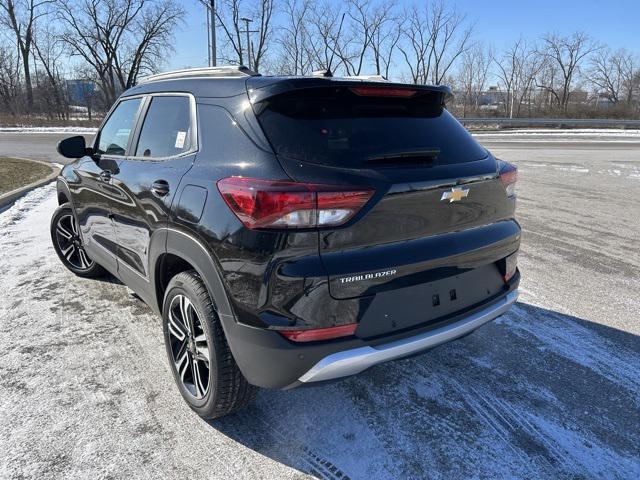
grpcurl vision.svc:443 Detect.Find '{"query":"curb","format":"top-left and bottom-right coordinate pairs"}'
top-left (0, 157), bottom-right (61, 210)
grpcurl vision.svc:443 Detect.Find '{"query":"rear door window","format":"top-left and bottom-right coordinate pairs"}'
top-left (135, 96), bottom-right (192, 159)
top-left (256, 87), bottom-right (487, 167)
top-left (97, 98), bottom-right (142, 156)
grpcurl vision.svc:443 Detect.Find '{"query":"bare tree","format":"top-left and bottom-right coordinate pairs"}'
top-left (398, 4), bottom-right (429, 84)
top-left (56, 0), bottom-right (184, 105)
top-left (305, 0), bottom-right (346, 72)
top-left (428, 0), bottom-right (472, 84)
top-left (329, 0), bottom-right (372, 76)
top-left (275, 0), bottom-right (314, 75)
top-left (0, 0), bottom-right (53, 109)
top-left (215, 0), bottom-right (274, 72)
top-left (399, 0), bottom-right (473, 85)
top-left (32, 21), bottom-right (67, 119)
top-left (336, 0), bottom-right (400, 78)
top-left (457, 42), bottom-right (491, 116)
top-left (536, 32), bottom-right (599, 113)
top-left (0, 40), bottom-right (21, 115)
top-left (331, 0), bottom-right (398, 77)
top-left (494, 39), bottom-right (544, 117)
top-left (369, 2), bottom-right (402, 78)
top-left (588, 48), bottom-right (636, 105)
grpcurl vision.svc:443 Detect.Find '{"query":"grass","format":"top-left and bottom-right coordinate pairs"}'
top-left (0, 157), bottom-right (54, 195)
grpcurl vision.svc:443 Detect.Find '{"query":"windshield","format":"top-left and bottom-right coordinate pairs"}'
top-left (256, 87), bottom-right (487, 167)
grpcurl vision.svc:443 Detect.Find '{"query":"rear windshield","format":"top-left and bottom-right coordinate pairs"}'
top-left (256, 87), bottom-right (487, 167)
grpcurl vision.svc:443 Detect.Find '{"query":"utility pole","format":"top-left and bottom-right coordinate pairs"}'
top-left (240, 17), bottom-right (253, 70)
top-left (210, 0), bottom-right (216, 66)
top-left (199, 0), bottom-right (217, 66)
top-left (205, 6), bottom-right (211, 66)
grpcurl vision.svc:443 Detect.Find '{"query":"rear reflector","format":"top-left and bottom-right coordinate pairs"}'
top-left (349, 86), bottom-right (418, 97)
top-left (279, 323), bottom-right (358, 342)
top-left (499, 162), bottom-right (518, 197)
top-left (217, 177), bottom-right (374, 229)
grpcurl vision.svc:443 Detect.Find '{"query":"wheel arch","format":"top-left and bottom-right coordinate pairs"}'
top-left (56, 178), bottom-right (73, 207)
top-left (150, 228), bottom-right (235, 321)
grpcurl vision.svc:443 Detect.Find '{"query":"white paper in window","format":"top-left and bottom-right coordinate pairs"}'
top-left (175, 131), bottom-right (187, 149)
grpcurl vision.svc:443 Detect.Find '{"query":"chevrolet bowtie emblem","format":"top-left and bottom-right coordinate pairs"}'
top-left (441, 187), bottom-right (469, 203)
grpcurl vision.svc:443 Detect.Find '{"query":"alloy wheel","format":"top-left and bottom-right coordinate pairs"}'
top-left (167, 294), bottom-right (210, 399)
top-left (55, 214), bottom-right (94, 270)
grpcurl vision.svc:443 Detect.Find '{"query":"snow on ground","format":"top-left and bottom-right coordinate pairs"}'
top-left (0, 127), bottom-right (98, 134)
top-left (0, 176), bottom-right (638, 479)
top-left (473, 129), bottom-right (640, 143)
top-left (473, 128), bottom-right (640, 137)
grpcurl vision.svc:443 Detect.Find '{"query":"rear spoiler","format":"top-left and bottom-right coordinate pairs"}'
top-left (246, 77), bottom-right (453, 106)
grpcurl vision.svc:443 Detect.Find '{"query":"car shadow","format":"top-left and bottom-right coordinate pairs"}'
top-left (207, 302), bottom-right (640, 479)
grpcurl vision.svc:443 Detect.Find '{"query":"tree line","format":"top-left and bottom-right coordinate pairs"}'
top-left (0, 0), bottom-right (183, 121)
top-left (1, 0), bottom-right (639, 124)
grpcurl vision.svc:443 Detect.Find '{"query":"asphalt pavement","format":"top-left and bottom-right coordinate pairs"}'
top-left (0, 132), bottom-right (94, 163)
top-left (0, 134), bottom-right (638, 479)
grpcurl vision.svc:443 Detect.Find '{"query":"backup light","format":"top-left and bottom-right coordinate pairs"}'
top-left (217, 177), bottom-right (374, 229)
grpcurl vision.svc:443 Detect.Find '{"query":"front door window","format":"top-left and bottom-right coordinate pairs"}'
top-left (96, 98), bottom-right (143, 156)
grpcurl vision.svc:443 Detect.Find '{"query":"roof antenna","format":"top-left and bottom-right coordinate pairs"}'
top-left (314, 12), bottom-right (346, 78)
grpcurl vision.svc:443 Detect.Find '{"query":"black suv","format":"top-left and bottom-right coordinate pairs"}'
top-left (52, 66), bottom-right (520, 418)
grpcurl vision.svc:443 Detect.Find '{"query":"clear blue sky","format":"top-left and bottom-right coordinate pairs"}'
top-left (167, 0), bottom-right (640, 71)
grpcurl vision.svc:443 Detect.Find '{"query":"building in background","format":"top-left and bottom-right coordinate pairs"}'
top-left (66, 80), bottom-right (96, 106)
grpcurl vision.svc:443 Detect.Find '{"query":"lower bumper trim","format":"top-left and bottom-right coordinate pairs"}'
top-left (298, 289), bottom-right (519, 383)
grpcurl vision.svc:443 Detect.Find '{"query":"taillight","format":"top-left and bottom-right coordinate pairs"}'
top-left (217, 177), bottom-right (374, 229)
top-left (279, 323), bottom-right (358, 342)
top-left (499, 162), bottom-right (518, 197)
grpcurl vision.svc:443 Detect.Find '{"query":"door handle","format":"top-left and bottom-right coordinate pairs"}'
top-left (99, 170), bottom-right (111, 182)
top-left (152, 179), bottom-right (170, 196)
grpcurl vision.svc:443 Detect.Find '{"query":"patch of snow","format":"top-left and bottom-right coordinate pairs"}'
top-left (473, 128), bottom-right (640, 137)
top-left (0, 127), bottom-right (98, 134)
top-left (552, 165), bottom-right (590, 173)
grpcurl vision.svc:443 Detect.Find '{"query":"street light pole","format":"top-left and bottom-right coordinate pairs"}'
top-left (240, 17), bottom-right (253, 70)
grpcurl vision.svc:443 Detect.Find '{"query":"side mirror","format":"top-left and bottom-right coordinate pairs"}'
top-left (57, 135), bottom-right (90, 159)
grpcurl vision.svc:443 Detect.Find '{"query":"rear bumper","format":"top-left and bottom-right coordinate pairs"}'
top-left (221, 280), bottom-right (519, 389)
top-left (299, 289), bottom-right (518, 383)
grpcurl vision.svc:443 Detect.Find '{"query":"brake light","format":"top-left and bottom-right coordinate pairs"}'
top-left (499, 162), bottom-right (518, 197)
top-left (350, 86), bottom-right (418, 97)
top-left (217, 177), bottom-right (374, 229)
top-left (279, 323), bottom-right (358, 342)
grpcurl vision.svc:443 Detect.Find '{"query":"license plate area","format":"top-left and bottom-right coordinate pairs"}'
top-left (355, 263), bottom-right (505, 339)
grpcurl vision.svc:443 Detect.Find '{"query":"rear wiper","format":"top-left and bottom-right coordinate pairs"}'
top-left (365, 148), bottom-right (440, 166)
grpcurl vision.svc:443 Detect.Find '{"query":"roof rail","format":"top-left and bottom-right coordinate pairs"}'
top-left (140, 65), bottom-right (258, 83)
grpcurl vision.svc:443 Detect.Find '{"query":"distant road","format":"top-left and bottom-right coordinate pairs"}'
top-left (0, 132), bottom-right (94, 164)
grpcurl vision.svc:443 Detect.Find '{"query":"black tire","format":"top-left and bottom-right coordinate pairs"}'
top-left (162, 270), bottom-right (256, 419)
top-left (50, 203), bottom-right (107, 278)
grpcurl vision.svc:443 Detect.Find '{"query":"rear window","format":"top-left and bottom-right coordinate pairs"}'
top-left (256, 87), bottom-right (487, 167)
